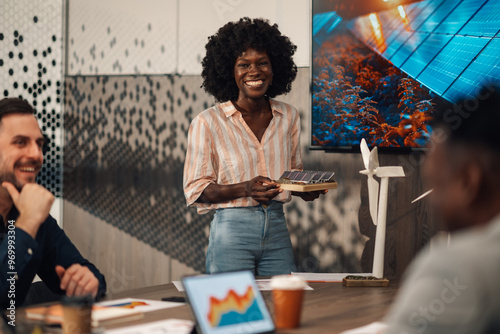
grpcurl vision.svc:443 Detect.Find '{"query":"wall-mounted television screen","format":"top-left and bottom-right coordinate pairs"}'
top-left (311, 0), bottom-right (500, 151)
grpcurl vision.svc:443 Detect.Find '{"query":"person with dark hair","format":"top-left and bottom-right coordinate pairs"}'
top-left (0, 98), bottom-right (106, 308)
top-left (383, 84), bottom-right (500, 333)
top-left (184, 18), bottom-right (326, 275)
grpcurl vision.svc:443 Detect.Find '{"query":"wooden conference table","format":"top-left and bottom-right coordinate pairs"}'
top-left (104, 280), bottom-right (399, 334)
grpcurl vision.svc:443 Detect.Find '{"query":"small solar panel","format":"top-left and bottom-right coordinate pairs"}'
top-left (322, 171), bottom-right (335, 182)
top-left (288, 171), bottom-right (300, 180)
top-left (300, 173), bottom-right (315, 183)
top-left (280, 171), bottom-right (292, 179)
top-left (311, 171), bottom-right (327, 182)
top-left (278, 171), bottom-right (335, 184)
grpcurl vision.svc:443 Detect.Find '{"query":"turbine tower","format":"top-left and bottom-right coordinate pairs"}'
top-left (359, 139), bottom-right (405, 278)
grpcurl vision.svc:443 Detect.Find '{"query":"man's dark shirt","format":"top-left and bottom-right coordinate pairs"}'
top-left (0, 207), bottom-right (106, 308)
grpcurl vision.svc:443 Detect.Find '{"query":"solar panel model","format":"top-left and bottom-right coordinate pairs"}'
top-left (275, 170), bottom-right (337, 192)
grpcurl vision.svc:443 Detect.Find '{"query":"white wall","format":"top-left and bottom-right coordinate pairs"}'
top-left (68, 0), bottom-right (310, 76)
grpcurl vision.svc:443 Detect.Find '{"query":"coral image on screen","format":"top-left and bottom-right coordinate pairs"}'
top-left (207, 286), bottom-right (264, 328)
top-left (312, 0), bottom-right (500, 149)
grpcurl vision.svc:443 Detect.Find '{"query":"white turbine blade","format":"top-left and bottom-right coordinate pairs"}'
top-left (412, 189), bottom-right (434, 203)
top-left (369, 146), bottom-right (379, 170)
top-left (367, 176), bottom-right (379, 226)
top-left (360, 139), bottom-right (371, 170)
top-left (375, 166), bottom-right (405, 178)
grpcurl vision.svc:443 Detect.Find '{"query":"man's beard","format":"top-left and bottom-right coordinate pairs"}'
top-left (0, 172), bottom-right (23, 191)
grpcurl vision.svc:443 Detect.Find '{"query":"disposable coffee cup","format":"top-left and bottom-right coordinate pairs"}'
top-left (61, 295), bottom-right (93, 334)
top-left (270, 275), bottom-right (307, 329)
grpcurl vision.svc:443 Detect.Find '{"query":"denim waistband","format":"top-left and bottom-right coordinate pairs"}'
top-left (215, 200), bottom-right (284, 213)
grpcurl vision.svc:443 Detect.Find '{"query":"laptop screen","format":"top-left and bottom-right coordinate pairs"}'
top-left (182, 271), bottom-right (275, 334)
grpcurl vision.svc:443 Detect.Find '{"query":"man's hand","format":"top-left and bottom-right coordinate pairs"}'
top-left (246, 176), bottom-right (282, 203)
top-left (292, 189), bottom-right (328, 202)
top-left (55, 264), bottom-right (99, 298)
top-left (2, 182), bottom-right (54, 238)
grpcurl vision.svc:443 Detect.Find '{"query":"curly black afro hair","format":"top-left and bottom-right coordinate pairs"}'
top-left (201, 17), bottom-right (297, 102)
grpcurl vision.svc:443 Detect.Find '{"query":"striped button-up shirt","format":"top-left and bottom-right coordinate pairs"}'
top-left (183, 99), bottom-right (303, 214)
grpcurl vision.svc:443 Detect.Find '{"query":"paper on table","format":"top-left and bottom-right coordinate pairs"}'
top-left (97, 298), bottom-right (183, 313)
top-left (291, 272), bottom-right (372, 282)
top-left (256, 279), bottom-right (313, 291)
top-left (340, 321), bottom-right (388, 334)
top-left (173, 279), bottom-right (313, 292)
top-left (173, 280), bottom-right (185, 291)
top-left (104, 319), bottom-right (194, 334)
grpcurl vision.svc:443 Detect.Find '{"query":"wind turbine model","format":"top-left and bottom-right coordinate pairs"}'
top-left (360, 139), bottom-right (405, 278)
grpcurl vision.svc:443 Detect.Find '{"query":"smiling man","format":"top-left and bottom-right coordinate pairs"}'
top-left (0, 98), bottom-right (106, 308)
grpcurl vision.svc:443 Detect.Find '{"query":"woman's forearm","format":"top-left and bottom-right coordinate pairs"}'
top-left (198, 182), bottom-right (249, 204)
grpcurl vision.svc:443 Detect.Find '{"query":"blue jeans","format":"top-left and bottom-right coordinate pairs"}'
top-left (206, 201), bottom-right (296, 276)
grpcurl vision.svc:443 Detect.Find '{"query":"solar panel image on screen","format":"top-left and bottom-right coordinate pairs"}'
top-left (401, 34), bottom-right (453, 76)
top-left (349, 0), bottom-right (500, 102)
top-left (311, 0), bottom-right (499, 150)
top-left (418, 36), bottom-right (489, 95)
top-left (313, 11), bottom-right (342, 47)
top-left (418, 0), bottom-right (460, 32)
top-left (459, 0), bottom-right (500, 37)
top-left (434, 0), bottom-right (485, 35)
top-left (444, 38), bottom-right (500, 100)
top-left (390, 32), bottom-right (430, 68)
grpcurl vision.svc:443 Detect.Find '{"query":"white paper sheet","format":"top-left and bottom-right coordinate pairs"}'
top-left (340, 321), bottom-right (388, 334)
top-left (173, 280), bottom-right (185, 292)
top-left (291, 272), bottom-right (372, 282)
top-left (104, 319), bottom-right (194, 334)
top-left (96, 298), bottom-right (183, 313)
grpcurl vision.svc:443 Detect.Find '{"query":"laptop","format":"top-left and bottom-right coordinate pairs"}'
top-left (182, 271), bottom-right (275, 334)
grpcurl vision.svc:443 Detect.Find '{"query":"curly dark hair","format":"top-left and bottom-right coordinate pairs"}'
top-left (201, 17), bottom-right (297, 102)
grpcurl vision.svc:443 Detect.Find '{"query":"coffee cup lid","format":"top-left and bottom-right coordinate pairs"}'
top-left (270, 275), bottom-right (307, 290)
top-left (62, 295), bottom-right (93, 307)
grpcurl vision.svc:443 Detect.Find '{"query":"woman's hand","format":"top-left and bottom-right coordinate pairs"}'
top-left (246, 176), bottom-right (282, 203)
top-left (292, 190), bottom-right (328, 202)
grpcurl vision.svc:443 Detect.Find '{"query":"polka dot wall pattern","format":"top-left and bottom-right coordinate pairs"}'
top-left (64, 75), bottom-right (215, 271)
top-left (68, 0), bottom-right (177, 75)
top-left (0, 0), bottom-right (63, 197)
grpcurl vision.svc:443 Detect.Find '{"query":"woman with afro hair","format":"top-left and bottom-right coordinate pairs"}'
top-left (183, 17), bottom-right (326, 275)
